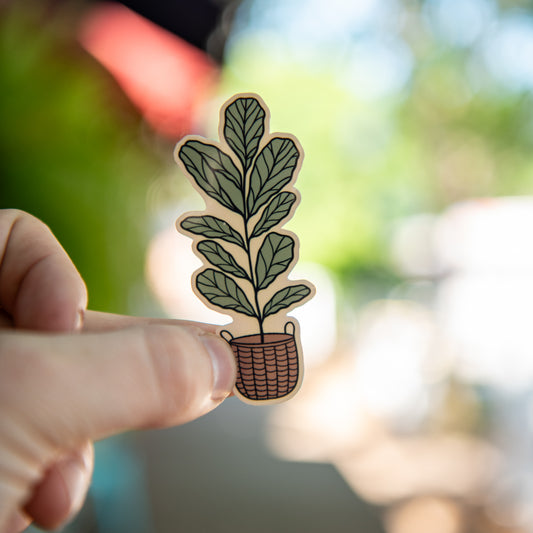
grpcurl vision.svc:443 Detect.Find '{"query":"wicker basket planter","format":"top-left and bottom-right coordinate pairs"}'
top-left (222, 323), bottom-right (299, 401)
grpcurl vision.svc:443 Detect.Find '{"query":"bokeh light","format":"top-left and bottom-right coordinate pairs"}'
top-left (79, 2), bottom-right (218, 138)
top-left (5, 0), bottom-right (533, 531)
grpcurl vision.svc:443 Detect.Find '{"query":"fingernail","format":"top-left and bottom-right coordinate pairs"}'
top-left (58, 456), bottom-right (88, 516)
top-left (201, 334), bottom-right (236, 401)
top-left (74, 309), bottom-right (84, 331)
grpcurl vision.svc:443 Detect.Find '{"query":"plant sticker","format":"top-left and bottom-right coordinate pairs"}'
top-left (175, 93), bottom-right (315, 404)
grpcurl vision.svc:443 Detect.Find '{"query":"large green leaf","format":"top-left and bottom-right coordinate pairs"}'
top-left (224, 96), bottom-right (265, 174)
top-left (247, 137), bottom-right (300, 216)
top-left (250, 192), bottom-right (296, 238)
top-left (179, 140), bottom-right (244, 214)
top-left (196, 269), bottom-right (256, 317)
top-left (197, 240), bottom-right (249, 279)
top-left (263, 284), bottom-right (312, 318)
top-left (255, 232), bottom-right (294, 290)
top-left (180, 215), bottom-right (244, 248)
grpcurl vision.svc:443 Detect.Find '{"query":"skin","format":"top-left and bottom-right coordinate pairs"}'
top-left (0, 209), bottom-right (237, 532)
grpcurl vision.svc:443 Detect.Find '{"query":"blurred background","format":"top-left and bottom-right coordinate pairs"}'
top-left (3, 0), bottom-right (533, 531)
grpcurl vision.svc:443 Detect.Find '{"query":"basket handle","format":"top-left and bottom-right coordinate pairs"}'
top-left (284, 321), bottom-right (295, 336)
top-left (220, 330), bottom-right (234, 342)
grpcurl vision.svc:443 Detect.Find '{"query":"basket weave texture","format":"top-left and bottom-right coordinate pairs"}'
top-left (230, 333), bottom-right (299, 401)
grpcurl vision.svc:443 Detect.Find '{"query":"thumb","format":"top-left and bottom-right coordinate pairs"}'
top-left (1, 324), bottom-right (236, 450)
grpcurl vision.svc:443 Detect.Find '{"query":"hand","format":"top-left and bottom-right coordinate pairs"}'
top-left (0, 210), bottom-right (236, 533)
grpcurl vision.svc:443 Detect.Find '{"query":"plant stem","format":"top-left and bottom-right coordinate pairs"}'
top-left (241, 165), bottom-right (264, 342)
top-left (254, 289), bottom-right (265, 342)
top-left (243, 210), bottom-right (264, 342)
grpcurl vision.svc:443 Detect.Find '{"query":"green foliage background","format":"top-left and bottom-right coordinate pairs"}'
top-left (0, 3), bottom-right (162, 313)
top-left (219, 0), bottom-right (533, 302)
top-left (2, 0), bottom-right (533, 316)
top-left (2, 2), bottom-right (533, 531)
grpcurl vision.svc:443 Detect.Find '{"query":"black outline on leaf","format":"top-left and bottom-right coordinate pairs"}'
top-left (179, 140), bottom-right (244, 214)
top-left (250, 192), bottom-right (297, 238)
top-left (224, 97), bottom-right (265, 174)
top-left (263, 285), bottom-right (312, 318)
top-left (247, 137), bottom-right (300, 216)
top-left (197, 241), bottom-right (249, 279)
top-left (255, 232), bottom-right (294, 290)
top-left (180, 216), bottom-right (245, 248)
top-left (196, 269), bottom-right (256, 317)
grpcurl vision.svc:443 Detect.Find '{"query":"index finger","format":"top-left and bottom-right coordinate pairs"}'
top-left (82, 310), bottom-right (219, 333)
top-left (0, 210), bottom-right (88, 331)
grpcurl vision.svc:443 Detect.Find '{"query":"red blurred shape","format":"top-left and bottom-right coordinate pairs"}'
top-left (79, 2), bottom-right (218, 138)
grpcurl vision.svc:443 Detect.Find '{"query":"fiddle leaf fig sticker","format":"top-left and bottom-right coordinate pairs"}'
top-left (175, 93), bottom-right (315, 404)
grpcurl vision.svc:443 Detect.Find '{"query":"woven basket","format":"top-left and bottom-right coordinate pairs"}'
top-left (221, 323), bottom-right (299, 401)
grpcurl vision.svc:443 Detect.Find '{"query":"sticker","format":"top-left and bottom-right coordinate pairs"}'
top-left (175, 93), bottom-right (315, 404)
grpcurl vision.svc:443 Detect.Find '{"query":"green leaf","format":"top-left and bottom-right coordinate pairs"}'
top-left (196, 269), bottom-right (256, 317)
top-left (250, 192), bottom-right (296, 238)
top-left (247, 137), bottom-right (300, 216)
top-left (255, 232), bottom-right (294, 290)
top-left (179, 140), bottom-right (244, 214)
top-left (180, 215), bottom-right (244, 248)
top-left (263, 284), bottom-right (312, 318)
top-left (224, 97), bottom-right (265, 174)
top-left (197, 240), bottom-right (249, 279)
